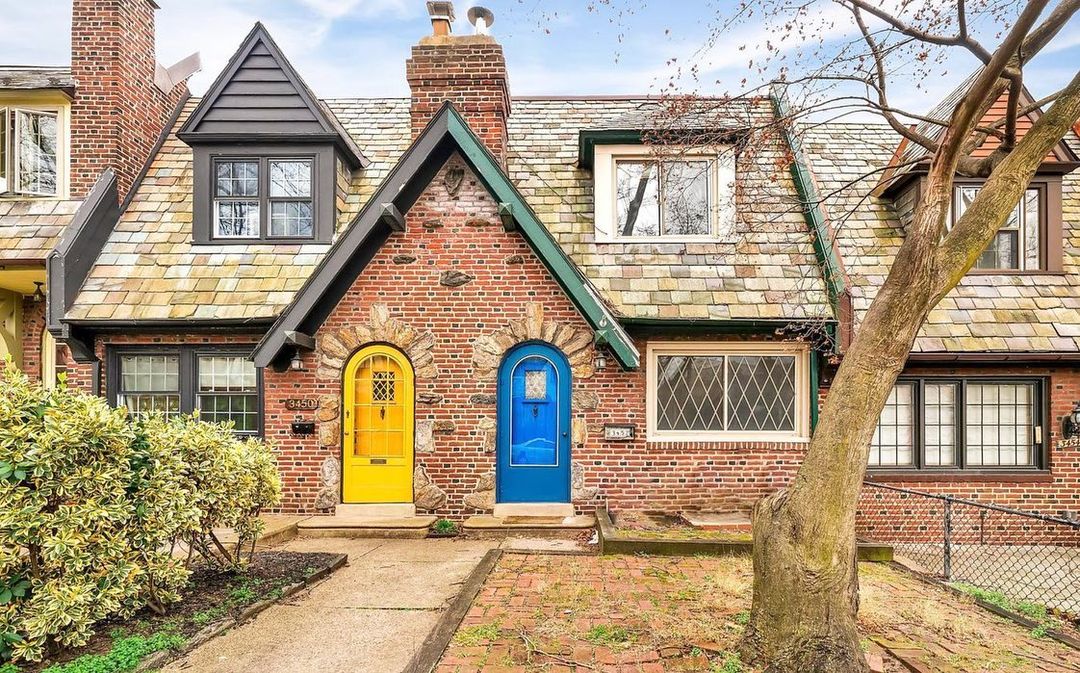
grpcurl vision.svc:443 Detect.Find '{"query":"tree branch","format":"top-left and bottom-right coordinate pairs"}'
top-left (843, 0), bottom-right (993, 63)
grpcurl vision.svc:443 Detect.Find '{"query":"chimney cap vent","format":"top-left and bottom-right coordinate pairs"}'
top-left (427, 1), bottom-right (455, 21)
top-left (467, 6), bottom-right (495, 34)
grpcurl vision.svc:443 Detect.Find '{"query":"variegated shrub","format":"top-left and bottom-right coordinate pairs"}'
top-left (0, 363), bottom-right (280, 663)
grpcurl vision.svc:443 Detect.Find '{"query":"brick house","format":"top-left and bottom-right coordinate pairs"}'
top-left (27, 2), bottom-right (1080, 523)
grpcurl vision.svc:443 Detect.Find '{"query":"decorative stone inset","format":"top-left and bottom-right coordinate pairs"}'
top-left (392, 255), bottom-right (417, 264)
top-left (463, 471), bottom-right (496, 511)
top-left (571, 461), bottom-right (599, 502)
top-left (469, 393), bottom-right (497, 405)
top-left (319, 420), bottom-right (340, 448)
top-left (433, 420), bottom-right (456, 434)
top-left (418, 392), bottom-right (444, 405)
top-left (313, 456), bottom-right (341, 510)
top-left (504, 254), bottom-right (524, 265)
top-left (440, 270), bottom-right (475, 287)
top-left (572, 390), bottom-right (600, 411)
top-left (465, 218), bottom-right (492, 228)
top-left (477, 416), bottom-right (496, 453)
top-left (416, 420), bottom-right (435, 454)
top-left (422, 219), bottom-right (442, 230)
top-left (414, 464), bottom-right (447, 511)
top-left (471, 302), bottom-right (597, 380)
top-left (316, 395), bottom-right (340, 421)
top-left (443, 166), bottom-right (465, 196)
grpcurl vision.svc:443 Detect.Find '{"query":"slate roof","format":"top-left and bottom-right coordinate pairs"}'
top-left (0, 199), bottom-right (82, 263)
top-left (65, 96), bottom-right (833, 324)
top-left (804, 123), bottom-right (1080, 354)
top-left (0, 66), bottom-right (75, 93)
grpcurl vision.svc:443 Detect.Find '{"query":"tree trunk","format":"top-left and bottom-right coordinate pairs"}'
top-left (740, 182), bottom-right (948, 670)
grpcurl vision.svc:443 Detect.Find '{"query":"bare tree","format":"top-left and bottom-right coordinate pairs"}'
top-left (540, 1), bottom-right (1080, 670)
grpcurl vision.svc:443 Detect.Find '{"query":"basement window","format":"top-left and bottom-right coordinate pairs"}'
top-left (0, 107), bottom-right (61, 197)
top-left (870, 378), bottom-right (1046, 471)
top-left (594, 145), bottom-right (735, 241)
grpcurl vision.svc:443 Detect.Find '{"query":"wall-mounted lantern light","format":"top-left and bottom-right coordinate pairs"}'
top-left (593, 350), bottom-right (607, 372)
top-left (290, 350), bottom-right (306, 372)
top-left (32, 282), bottom-right (45, 302)
top-left (1062, 402), bottom-right (1080, 439)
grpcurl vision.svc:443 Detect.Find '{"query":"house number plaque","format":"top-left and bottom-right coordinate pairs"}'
top-left (603, 424), bottom-right (635, 441)
top-left (285, 398), bottom-right (319, 411)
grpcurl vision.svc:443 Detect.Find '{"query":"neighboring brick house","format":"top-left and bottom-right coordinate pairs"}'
top-left (40, 3), bottom-right (1080, 523)
top-left (0, 0), bottom-right (196, 393)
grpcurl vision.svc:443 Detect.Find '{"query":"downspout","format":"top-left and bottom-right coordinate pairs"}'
top-left (770, 83), bottom-right (855, 352)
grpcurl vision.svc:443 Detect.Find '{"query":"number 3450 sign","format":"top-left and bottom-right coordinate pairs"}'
top-left (285, 398), bottom-right (319, 411)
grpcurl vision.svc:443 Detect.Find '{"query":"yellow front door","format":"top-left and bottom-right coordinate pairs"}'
top-left (342, 345), bottom-right (414, 503)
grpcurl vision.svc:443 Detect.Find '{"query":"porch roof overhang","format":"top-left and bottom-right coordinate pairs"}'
top-left (253, 102), bottom-right (640, 370)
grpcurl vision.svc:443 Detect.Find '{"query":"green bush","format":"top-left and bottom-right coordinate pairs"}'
top-left (0, 364), bottom-right (281, 663)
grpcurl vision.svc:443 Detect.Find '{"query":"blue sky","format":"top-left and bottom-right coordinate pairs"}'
top-left (3, 0), bottom-right (1079, 116)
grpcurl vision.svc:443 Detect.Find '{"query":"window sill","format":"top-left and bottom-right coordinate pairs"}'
top-left (964, 270), bottom-right (1065, 277)
top-left (647, 433), bottom-right (810, 444)
top-left (194, 238), bottom-right (330, 246)
top-left (866, 470), bottom-right (1053, 483)
top-left (594, 236), bottom-right (738, 245)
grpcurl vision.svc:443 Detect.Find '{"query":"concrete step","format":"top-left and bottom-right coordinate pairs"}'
top-left (493, 502), bottom-right (575, 518)
top-left (212, 514), bottom-right (304, 549)
top-left (297, 515), bottom-right (436, 539)
top-left (336, 503), bottom-right (416, 518)
top-left (463, 514), bottom-right (596, 539)
top-left (681, 511), bottom-right (753, 534)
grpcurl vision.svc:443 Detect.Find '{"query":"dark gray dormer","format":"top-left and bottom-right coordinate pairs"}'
top-left (179, 23), bottom-right (367, 244)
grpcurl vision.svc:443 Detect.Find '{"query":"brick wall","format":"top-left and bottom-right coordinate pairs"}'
top-left (264, 155), bottom-right (813, 515)
top-left (70, 0), bottom-right (187, 200)
top-left (18, 297), bottom-right (81, 390)
top-left (406, 34), bottom-right (510, 163)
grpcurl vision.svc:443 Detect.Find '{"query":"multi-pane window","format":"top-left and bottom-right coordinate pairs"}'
top-left (953, 185), bottom-right (1043, 271)
top-left (117, 354), bottom-right (182, 418)
top-left (211, 157), bottom-right (314, 240)
top-left (616, 159), bottom-right (712, 237)
top-left (1, 107), bottom-right (60, 197)
top-left (112, 349), bottom-right (260, 435)
top-left (196, 355), bottom-right (259, 433)
top-left (269, 160), bottom-right (313, 237)
top-left (869, 379), bottom-right (1043, 470)
top-left (649, 344), bottom-right (807, 440)
top-left (214, 160), bottom-right (260, 237)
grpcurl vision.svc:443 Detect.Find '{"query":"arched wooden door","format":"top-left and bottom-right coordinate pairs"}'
top-left (496, 342), bottom-right (572, 503)
top-left (342, 344), bottom-right (414, 503)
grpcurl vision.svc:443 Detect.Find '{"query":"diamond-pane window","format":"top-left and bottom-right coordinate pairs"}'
top-left (372, 371), bottom-right (396, 403)
top-left (651, 347), bottom-right (805, 438)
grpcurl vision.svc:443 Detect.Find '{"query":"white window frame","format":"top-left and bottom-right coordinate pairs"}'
top-left (11, 107), bottom-right (62, 198)
top-left (594, 144), bottom-right (736, 243)
top-left (0, 106), bottom-right (8, 194)
top-left (645, 341), bottom-right (811, 443)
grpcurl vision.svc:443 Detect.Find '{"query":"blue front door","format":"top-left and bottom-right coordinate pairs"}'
top-left (496, 343), bottom-right (571, 503)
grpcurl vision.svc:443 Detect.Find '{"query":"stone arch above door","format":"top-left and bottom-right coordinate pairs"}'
top-left (471, 302), bottom-right (596, 380)
top-left (316, 303), bottom-right (438, 381)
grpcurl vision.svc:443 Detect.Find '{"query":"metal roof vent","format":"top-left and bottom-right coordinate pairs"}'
top-left (426, 1), bottom-right (455, 36)
top-left (467, 6), bottom-right (494, 35)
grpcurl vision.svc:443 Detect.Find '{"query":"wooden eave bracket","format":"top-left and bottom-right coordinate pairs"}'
top-left (498, 202), bottom-right (515, 231)
top-left (283, 330), bottom-right (316, 350)
top-left (379, 203), bottom-right (405, 231)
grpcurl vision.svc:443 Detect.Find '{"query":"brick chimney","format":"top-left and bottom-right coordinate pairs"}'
top-left (70, 0), bottom-right (190, 200)
top-left (406, 2), bottom-right (511, 163)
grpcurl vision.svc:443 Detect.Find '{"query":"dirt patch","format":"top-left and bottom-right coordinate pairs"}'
top-left (439, 554), bottom-right (1080, 672)
top-left (17, 551), bottom-right (341, 673)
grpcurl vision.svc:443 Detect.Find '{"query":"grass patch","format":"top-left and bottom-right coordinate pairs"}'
top-left (431, 519), bottom-right (458, 535)
top-left (584, 624), bottom-right (632, 646)
top-left (710, 651), bottom-right (744, 673)
top-left (949, 583), bottom-right (1062, 637)
top-left (733, 610), bottom-right (750, 626)
top-left (36, 631), bottom-right (185, 673)
top-left (452, 623), bottom-right (501, 647)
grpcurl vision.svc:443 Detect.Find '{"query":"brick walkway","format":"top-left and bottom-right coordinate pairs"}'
top-left (438, 554), bottom-right (1080, 672)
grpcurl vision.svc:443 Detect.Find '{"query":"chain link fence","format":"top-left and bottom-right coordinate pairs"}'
top-left (858, 482), bottom-right (1080, 619)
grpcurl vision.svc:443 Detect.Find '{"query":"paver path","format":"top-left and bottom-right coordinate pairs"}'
top-left (163, 537), bottom-right (496, 673)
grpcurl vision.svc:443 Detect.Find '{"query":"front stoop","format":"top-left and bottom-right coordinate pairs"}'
top-left (462, 514), bottom-right (596, 539)
top-left (297, 514), bottom-right (436, 539)
top-left (213, 515), bottom-right (305, 549)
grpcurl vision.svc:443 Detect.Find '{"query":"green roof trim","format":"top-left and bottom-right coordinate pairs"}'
top-left (577, 129), bottom-right (644, 168)
top-left (254, 102), bottom-right (639, 370)
top-left (769, 86), bottom-right (848, 313)
top-left (448, 111), bottom-right (639, 369)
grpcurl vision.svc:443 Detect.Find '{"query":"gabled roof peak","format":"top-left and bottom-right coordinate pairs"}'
top-left (178, 22), bottom-right (367, 168)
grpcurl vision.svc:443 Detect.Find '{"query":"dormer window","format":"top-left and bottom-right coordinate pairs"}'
top-left (593, 144), bottom-right (735, 242)
top-left (210, 157), bottom-right (315, 240)
top-left (1, 107), bottom-right (62, 198)
top-left (953, 182), bottom-right (1045, 271)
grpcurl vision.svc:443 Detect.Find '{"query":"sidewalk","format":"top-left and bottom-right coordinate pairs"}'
top-left (162, 537), bottom-right (496, 673)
